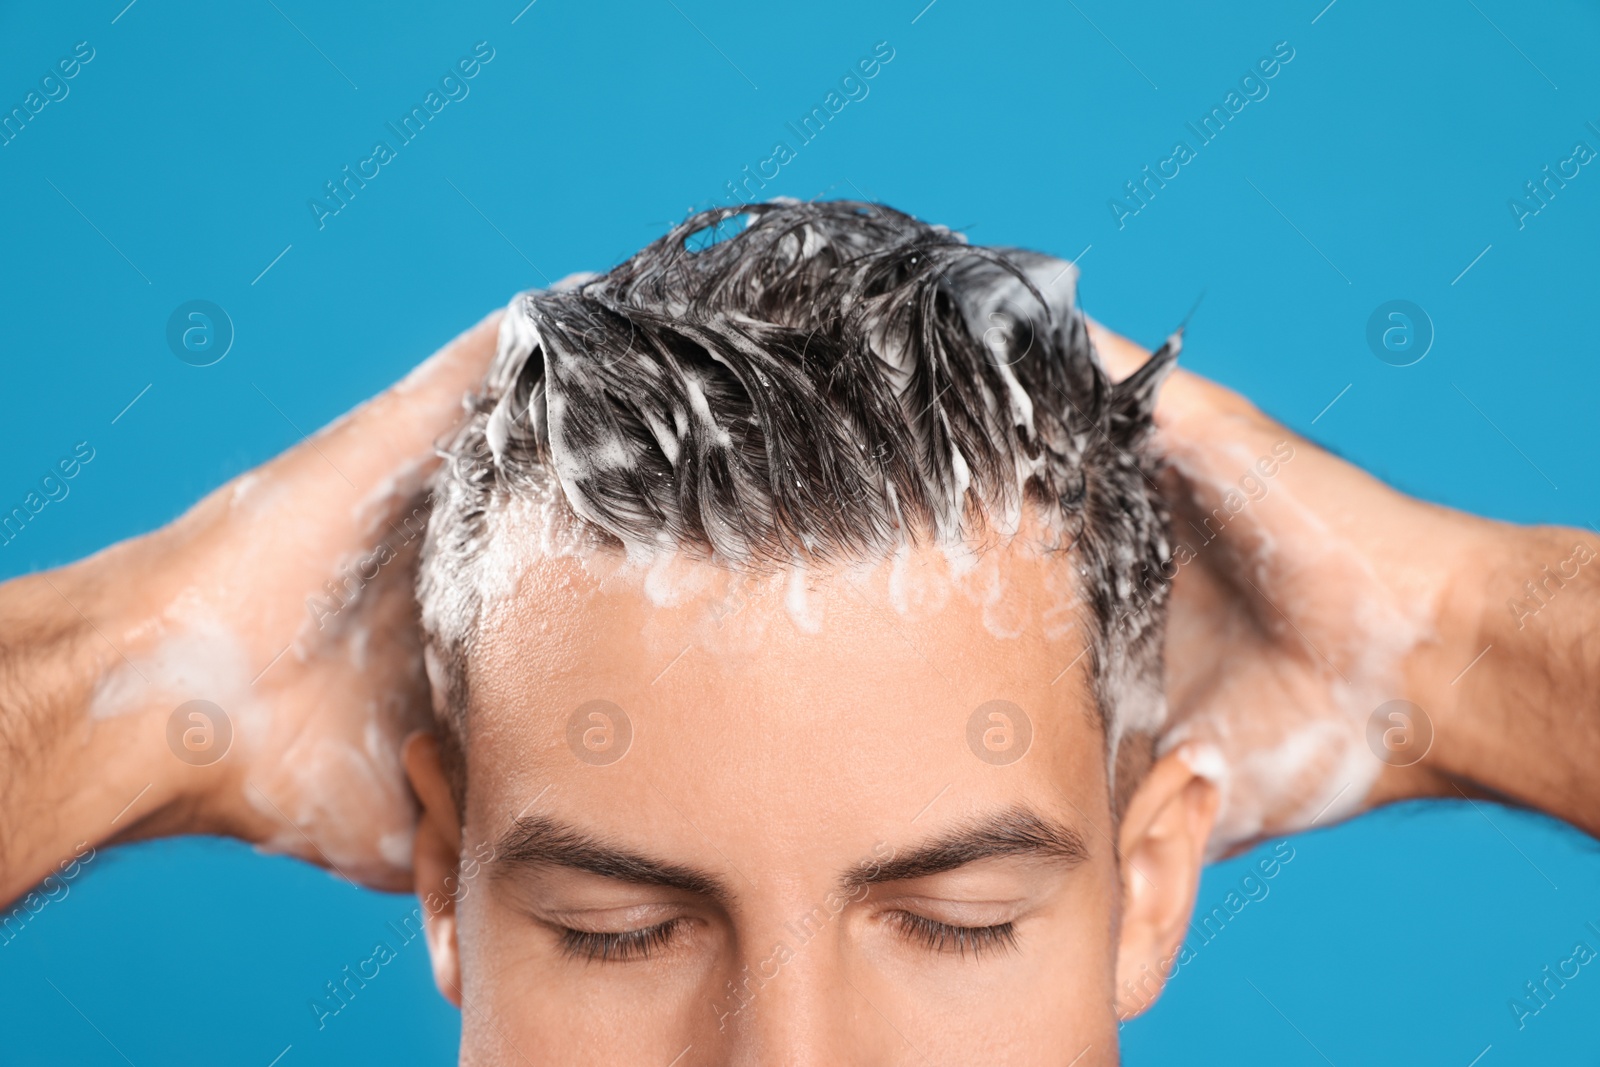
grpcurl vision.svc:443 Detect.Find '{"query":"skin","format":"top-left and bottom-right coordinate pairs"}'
top-left (0, 310), bottom-right (1595, 1063)
top-left (405, 545), bottom-right (1217, 1066)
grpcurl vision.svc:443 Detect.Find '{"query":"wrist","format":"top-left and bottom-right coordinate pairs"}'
top-left (2, 541), bottom-right (231, 900)
top-left (1406, 517), bottom-right (1581, 809)
top-left (1359, 506), bottom-right (1501, 809)
top-left (81, 537), bottom-right (249, 843)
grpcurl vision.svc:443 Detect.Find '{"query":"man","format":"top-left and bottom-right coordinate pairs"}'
top-left (1, 201), bottom-right (1595, 1065)
top-left (404, 200), bottom-right (1207, 1063)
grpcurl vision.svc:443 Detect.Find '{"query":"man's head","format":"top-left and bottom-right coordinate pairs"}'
top-left (408, 200), bottom-right (1216, 1064)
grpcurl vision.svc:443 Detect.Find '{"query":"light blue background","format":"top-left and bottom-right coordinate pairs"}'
top-left (3, 1), bottom-right (1598, 1063)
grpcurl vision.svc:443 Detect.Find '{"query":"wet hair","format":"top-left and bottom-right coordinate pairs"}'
top-left (418, 199), bottom-right (1177, 808)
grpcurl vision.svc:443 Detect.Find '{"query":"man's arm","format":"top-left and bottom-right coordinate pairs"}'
top-left (0, 310), bottom-right (501, 905)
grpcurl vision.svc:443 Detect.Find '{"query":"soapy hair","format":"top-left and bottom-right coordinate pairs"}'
top-left (418, 199), bottom-right (1177, 804)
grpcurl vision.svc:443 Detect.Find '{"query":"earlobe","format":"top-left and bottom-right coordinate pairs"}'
top-left (1112, 750), bottom-right (1220, 1020)
top-left (403, 732), bottom-right (465, 1009)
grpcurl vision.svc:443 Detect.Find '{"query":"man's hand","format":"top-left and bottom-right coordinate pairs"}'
top-left (0, 309), bottom-right (501, 902)
top-left (1090, 322), bottom-right (1599, 857)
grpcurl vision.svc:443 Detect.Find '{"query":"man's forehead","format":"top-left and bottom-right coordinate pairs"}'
top-left (475, 523), bottom-right (1087, 645)
top-left (466, 533), bottom-right (1092, 722)
top-left (461, 535), bottom-right (1107, 824)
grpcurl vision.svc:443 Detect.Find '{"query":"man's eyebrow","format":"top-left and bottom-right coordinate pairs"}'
top-left (840, 806), bottom-right (1090, 893)
top-left (491, 815), bottom-right (729, 902)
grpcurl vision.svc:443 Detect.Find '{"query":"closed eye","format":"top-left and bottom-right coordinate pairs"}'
top-left (559, 918), bottom-right (684, 962)
top-left (889, 911), bottom-right (1018, 959)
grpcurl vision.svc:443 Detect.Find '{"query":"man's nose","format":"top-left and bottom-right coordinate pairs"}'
top-left (721, 934), bottom-right (900, 1067)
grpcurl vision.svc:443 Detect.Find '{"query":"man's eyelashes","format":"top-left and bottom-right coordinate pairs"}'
top-left (555, 912), bottom-right (1019, 963)
top-left (559, 917), bottom-right (684, 962)
top-left (887, 911), bottom-right (1019, 959)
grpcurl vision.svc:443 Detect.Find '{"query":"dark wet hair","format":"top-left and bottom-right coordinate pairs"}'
top-left (419, 199), bottom-right (1177, 801)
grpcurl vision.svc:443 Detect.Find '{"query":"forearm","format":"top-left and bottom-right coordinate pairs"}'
top-left (0, 549), bottom-right (190, 905)
top-left (1423, 521), bottom-right (1600, 834)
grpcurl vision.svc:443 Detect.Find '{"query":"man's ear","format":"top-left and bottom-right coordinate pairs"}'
top-left (1113, 749), bottom-right (1219, 1020)
top-left (404, 731), bottom-right (465, 1008)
